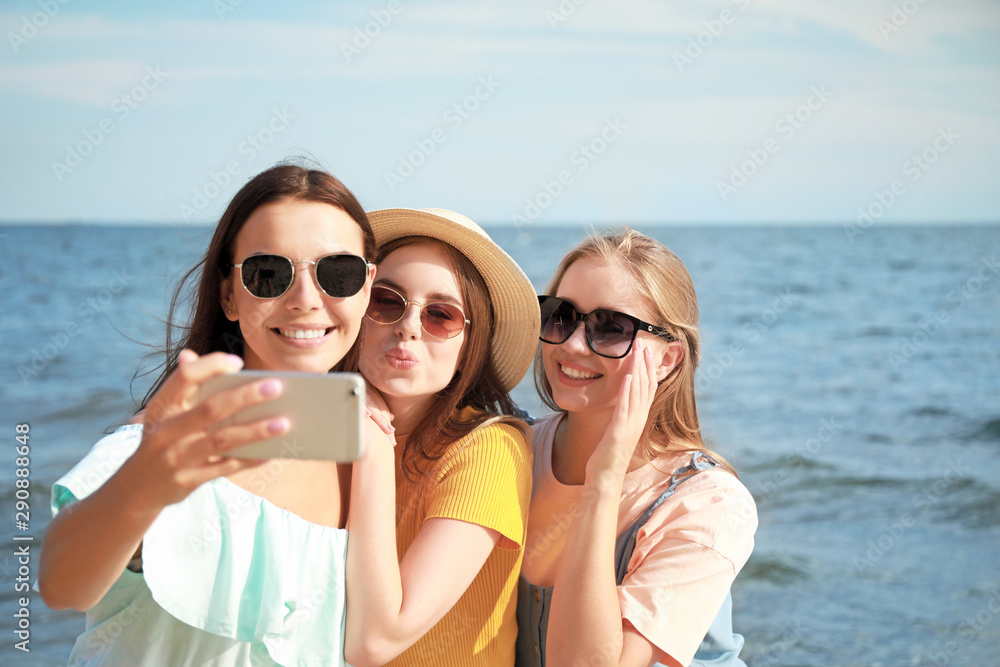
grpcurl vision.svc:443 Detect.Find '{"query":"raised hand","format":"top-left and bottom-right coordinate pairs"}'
top-left (124, 349), bottom-right (288, 510)
top-left (363, 381), bottom-right (396, 445)
top-left (40, 349), bottom-right (292, 612)
top-left (586, 339), bottom-right (660, 485)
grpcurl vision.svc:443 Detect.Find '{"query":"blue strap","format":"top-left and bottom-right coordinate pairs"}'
top-left (614, 451), bottom-right (717, 586)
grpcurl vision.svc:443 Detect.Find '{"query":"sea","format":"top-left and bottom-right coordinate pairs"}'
top-left (0, 222), bottom-right (998, 666)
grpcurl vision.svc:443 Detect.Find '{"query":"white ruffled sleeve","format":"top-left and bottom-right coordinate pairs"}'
top-left (51, 424), bottom-right (143, 515)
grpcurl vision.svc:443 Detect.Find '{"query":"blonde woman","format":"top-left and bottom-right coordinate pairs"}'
top-left (518, 228), bottom-right (757, 667)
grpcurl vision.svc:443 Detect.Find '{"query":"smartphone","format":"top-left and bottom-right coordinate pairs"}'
top-left (196, 370), bottom-right (366, 461)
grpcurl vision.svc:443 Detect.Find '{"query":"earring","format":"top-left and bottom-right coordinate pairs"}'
top-left (228, 309), bottom-right (233, 315)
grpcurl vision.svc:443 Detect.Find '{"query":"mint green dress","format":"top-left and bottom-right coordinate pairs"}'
top-left (52, 425), bottom-right (350, 666)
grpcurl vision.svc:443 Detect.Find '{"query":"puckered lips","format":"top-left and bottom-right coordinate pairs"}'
top-left (383, 345), bottom-right (419, 370)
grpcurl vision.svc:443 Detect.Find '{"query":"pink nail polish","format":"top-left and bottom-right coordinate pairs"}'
top-left (260, 379), bottom-right (282, 396)
top-left (267, 417), bottom-right (290, 433)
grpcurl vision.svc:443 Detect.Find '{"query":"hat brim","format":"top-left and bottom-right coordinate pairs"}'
top-left (367, 208), bottom-right (540, 393)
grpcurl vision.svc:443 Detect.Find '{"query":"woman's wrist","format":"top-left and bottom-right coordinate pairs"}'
top-left (583, 468), bottom-right (625, 502)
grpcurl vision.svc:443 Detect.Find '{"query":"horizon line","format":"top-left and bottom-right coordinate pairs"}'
top-left (1, 219), bottom-right (998, 228)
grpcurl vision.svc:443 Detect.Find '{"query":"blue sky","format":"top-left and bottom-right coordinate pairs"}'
top-left (1, 0), bottom-right (998, 225)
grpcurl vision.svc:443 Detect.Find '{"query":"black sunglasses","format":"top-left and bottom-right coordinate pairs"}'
top-left (538, 295), bottom-right (676, 359)
top-left (227, 253), bottom-right (371, 299)
top-left (366, 285), bottom-right (469, 340)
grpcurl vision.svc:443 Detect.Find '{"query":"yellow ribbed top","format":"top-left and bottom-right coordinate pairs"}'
top-left (386, 418), bottom-right (533, 667)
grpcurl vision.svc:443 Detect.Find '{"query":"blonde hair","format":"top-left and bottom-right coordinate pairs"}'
top-left (534, 227), bottom-right (737, 477)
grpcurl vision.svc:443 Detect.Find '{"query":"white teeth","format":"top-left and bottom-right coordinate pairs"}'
top-left (279, 328), bottom-right (327, 340)
top-left (561, 364), bottom-right (600, 380)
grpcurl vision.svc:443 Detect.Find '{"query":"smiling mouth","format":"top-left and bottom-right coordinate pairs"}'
top-left (560, 364), bottom-right (602, 380)
top-left (276, 327), bottom-right (332, 340)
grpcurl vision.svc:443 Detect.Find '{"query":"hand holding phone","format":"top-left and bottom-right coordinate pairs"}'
top-left (197, 371), bottom-right (366, 461)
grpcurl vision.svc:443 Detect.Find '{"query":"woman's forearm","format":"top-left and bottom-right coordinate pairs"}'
top-left (546, 475), bottom-right (627, 666)
top-left (344, 424), bottom-right (405, 666)
top-left (38, 459), bottom-right (161, 612)
top-left (344, 423), bottom-right (501, 666)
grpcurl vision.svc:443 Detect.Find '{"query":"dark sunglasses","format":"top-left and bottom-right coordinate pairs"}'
top-left (538, 295), bottom-right (676, 359)
top-left (366, 285), bottom-right (469, 340)
top-left (227, 254), bottom-right (371, 299)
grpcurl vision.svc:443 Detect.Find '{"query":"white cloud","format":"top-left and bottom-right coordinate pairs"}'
top-left (1, 1), bottom-right (997, 222)
top-left (0, 59), bottom-right (154, 106)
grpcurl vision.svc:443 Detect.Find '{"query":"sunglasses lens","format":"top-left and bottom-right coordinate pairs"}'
top-left (316, 255), bottom-right (368, 297)
top-left (538, 296), bottom-right (639, 358)
top-left (241, 255), bottom-right (293, 298)
top-left (421, 303), bottom-right (466, 339)
top-left (539, 296), bottom-right (577, 344)
top-left (367, 286), bottom-right (407, 323)
top-left (367, 287), bottom-right (467, 339)
top-left (587, 310), bottom-right (637, 358)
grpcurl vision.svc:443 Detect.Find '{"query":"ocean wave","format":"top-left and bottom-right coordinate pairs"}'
top-left (906, 405), bottom-right (957, 418)
top-left (966, 418), bottom-right (1000, 443)
top-left (741, 455), bottom-right (840, 475)
top-left (937, 485), bottom-right (1000, 529)
top-left (860, 326), bottom-right (895, 337)
top-left (36, 388), bottom-right (132, 423)
top-left (740, 554), bottom-right (812, 584)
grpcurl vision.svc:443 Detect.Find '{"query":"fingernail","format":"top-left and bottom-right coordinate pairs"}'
top-left (267, 417), bottom-right (290, 433)
top-left (260, 379), bottom-right (283, 396)
top-left (227, 354), bottom-right (245, 368)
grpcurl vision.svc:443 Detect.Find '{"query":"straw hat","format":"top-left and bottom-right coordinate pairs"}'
top-left (367, 208), bottom-right (540, 392)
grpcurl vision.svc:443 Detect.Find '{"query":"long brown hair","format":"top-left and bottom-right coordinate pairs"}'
top-left (534, 227), bottom-right (737, 476)
top-left (139, 163), bottom-right (376, 408)
top-left (370, 237), bottom-right (522, 479)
